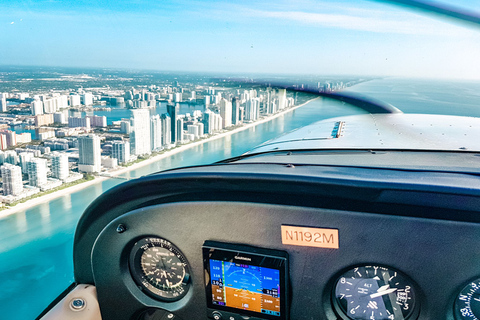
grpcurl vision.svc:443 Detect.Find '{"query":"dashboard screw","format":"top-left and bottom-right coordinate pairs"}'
top-left (70, 298), bottom-right (85, 310)
top-left (116, 224), bottom-right (127, 233)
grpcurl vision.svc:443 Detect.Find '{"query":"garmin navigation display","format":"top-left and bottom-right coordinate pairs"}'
top-left (210, 260), bottom-right (280, 315)
top-left (203, 241), bottom-right (288, 320)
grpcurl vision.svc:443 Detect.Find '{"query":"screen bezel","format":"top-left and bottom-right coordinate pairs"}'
top-left (203, 242), bottom-right (288, 320)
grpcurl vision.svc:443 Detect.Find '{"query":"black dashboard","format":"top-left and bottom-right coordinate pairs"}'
top-left (72, 151), bottom-right (480, 320)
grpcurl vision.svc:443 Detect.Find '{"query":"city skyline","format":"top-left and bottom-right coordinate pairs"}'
top-left (0, 74), bottom-right (343, 204)
top-left (1, 0), bottom-right (480, 80)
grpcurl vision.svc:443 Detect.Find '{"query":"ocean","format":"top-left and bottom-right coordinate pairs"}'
top-left (0, 77), bottom-right (479, 319)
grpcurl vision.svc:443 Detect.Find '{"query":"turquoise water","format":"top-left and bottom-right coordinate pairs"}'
top-left (0, 78), bottom-right (479, 319)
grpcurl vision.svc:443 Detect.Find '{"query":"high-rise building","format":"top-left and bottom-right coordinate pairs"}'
top-left (45, 139), bottom-right (69, 151)
top-left (111, 141), bottom-right (130, 164)
top-left (51, 152), bottom-right (69, 180)
top-left (0, 93), bottom-right (7, 112)
top-left (167, 104), bottom-right (179, 143)
top-left (1, 163), bottom-right (23, 196)
top-left (245, 98), bottom-right (260, 121)
top-left (174, 92), bottom-right (182, 102)
top-left (16, 133), bottom-right (31, 144)
top-left (31, 100), bottom-right (44, 115)
top-left (203, 110), bottom-right (219, 134)
top-left (43, 98), bottom-right (57, 113)
top-left (278, 89), bottom-right (287, 110)
top-left (150, 115), bottom-right (162, 151)
top-left (232, 98), bottom-right (240, 125)
top-left (197, 122), bottom-right (204, 137)
top-left (0, 134), bottom-right (6, 150)
top-left (58, 95), bottom-right (69, 109)
top-left (265, 89), bottom-right (272, 114)
top-left (130, 109), bottom-right (151, 155)
top-left (214, 94), bottom-right (221, 105)
top-left (68, 117), bottom-right (91, 129)
top-left (160, 113), bottom-right (171, 146)
top-left (187, 125), bottom-right (200, 139)
top-left (78, 134), bottom-right (101, 173)
top-left (27, 158), bottom-right (48, 187)
top-left (203, 110), bottom-right (214, 135)
top-left (53, 112), bottom-right (67, 124)
top-left (69, 95), bottom-right (81, 107)
top-left (35, 114), bottom-right (54, 127)
top-left (125, 90), bottom-right (134, 101)
top-left (219, 98), bottom-right (233, 128)
top-left (215, 113), bottom-right (223, 131)
top-left (191, 91), bottom-right (196, 100)
top-left (176, 118), bottom-right (184, 144)
top-left (133, 100), bottom-right (148, 109)
top-left (5, 131), bottom-right (16, 147)
top-left (86, 115), bottom-right (107, 127)
top-left (19, 152), bottom-right (34, 174)
top-left (82, 93), bottom-right (93, 106)
top-left (120, 120), bottom-right (131, 134)
top-left (4, 150), bottom-right (19, 165)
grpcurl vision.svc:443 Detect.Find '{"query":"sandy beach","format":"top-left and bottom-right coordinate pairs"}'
top-left (0, 98), bottom-right (316, 219)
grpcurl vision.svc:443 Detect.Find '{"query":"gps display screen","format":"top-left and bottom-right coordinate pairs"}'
top-left (203, 241), bottom-right (288, 320)
top-left (209, 259), bottom-right (281, 316)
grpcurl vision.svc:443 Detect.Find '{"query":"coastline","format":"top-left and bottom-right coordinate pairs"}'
top-left (0, 98), bottom-right (317, 219)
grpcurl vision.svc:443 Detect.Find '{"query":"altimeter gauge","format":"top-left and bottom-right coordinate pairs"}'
top-left (454, 278), bottom-right (480, 320)
top-left (333, 265), bottom-right (419, 320)
top-left (129, 237), bottom-right (191, 301)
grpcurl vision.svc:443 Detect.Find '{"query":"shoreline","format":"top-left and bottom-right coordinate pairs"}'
top-left (0, 98), bottom-right (317, 219)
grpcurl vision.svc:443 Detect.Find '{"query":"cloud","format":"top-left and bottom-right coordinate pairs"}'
top-left (233, 5), bottom-right (479, 37)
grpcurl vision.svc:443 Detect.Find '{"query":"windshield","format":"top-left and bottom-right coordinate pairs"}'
top-left (1, 1), bottom-right (480, 319)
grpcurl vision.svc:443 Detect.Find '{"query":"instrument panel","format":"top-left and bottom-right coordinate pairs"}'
top-left (129, 237), bottom-right (191, 302)
top-left (89, 201), bottom-right (480, 320)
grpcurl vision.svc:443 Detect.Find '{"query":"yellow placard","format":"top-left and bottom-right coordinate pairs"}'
top-left (281, 225), bottom-right (339, 249)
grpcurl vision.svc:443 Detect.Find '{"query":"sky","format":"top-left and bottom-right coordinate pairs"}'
top-left (1, 0), bottom-right (480, 79)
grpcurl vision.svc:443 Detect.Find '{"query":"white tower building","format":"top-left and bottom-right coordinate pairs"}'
top-left (31, 100), bottom-right (44, 115)
top-left (52, 152), bottom-right (69, 180)
top-left (78, 134), bottom-right (101, 173)
top-left (150, 115), bottom-right (162, 151)
top-left (161, 114), bottom-right (171, 147)
top-left (19, 152), bottom-right (34, 174)
top-left (278, 88), bottom-right (287, 110)
top-left (245, 98), bottom-right (260, 121)
top-left (69, 95), bottom-right (81, 107)
top-left (1, 163), bottom-right (23, 196)
top-left (176, 118), bottom-right (184, 144)
top-left (130, 109), bottom-right (151, 155)
top-left (219, 98), bottom-right (232, 128)
top-left (27, 158), bottom-right (48, 187)
top-left (174, 92), bottom-right (182, 102)
top-left (0, 93), bottom-right (7, 112)
top-left (82, 93), bottom-right (93, 106)
top-left (112, 141), bottom-right (130, 164)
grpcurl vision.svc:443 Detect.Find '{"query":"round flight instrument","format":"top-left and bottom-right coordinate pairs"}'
top-left (454, 278), bottom-right (480, 320)
top-left (332, 265), bottom-right (418, 320)
top-left (129, 237), bottom-right (191, 301)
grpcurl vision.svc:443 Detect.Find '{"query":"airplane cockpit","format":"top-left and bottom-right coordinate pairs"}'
top-left (0, 0), bottom-right (476, 319)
